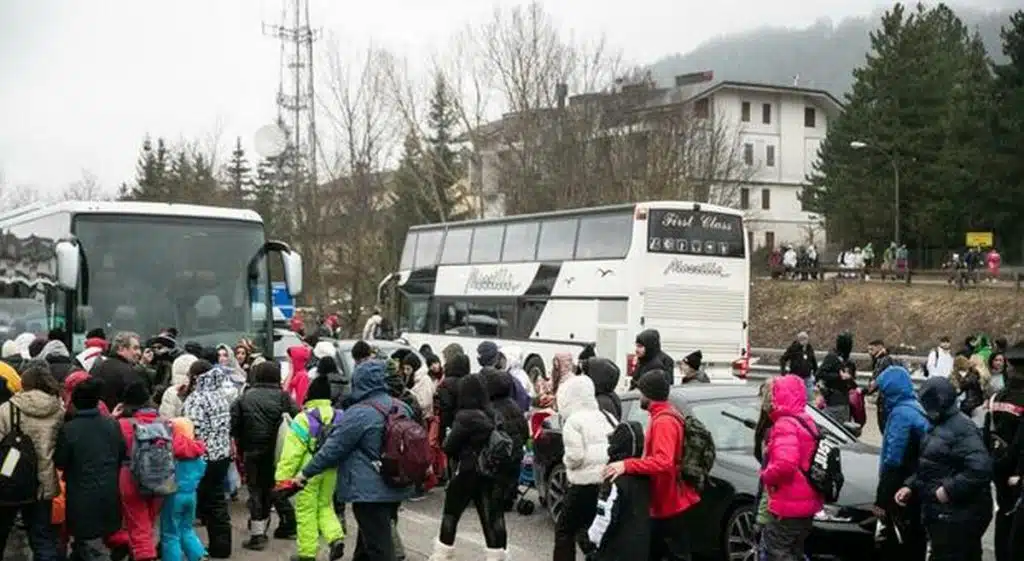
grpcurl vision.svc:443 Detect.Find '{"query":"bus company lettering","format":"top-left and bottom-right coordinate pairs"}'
top-left (661, 212), bottom-right (734, 232)
top-left (663, 259), bottom-right (730, 277)
top-left (465, 268), bottom-right (523, 293)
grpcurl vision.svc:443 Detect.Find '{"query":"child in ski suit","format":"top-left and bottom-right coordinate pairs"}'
top-left (161, 417), bottom-right (209, 561)
top-left (275, 376), bottom-right (345, 561)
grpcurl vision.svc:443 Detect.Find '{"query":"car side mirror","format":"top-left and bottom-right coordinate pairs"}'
top-left (282, 251), bottom-right (303, 297)
top-left (55, 240), bottom-right (80, 291)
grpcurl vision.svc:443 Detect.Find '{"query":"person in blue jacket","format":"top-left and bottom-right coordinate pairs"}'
top-left (896, 377), bottom-right (993, 561)
top-left (295, 359), bottom-right (414, 561)
top-left (874, 366), bottom-right (930, 561)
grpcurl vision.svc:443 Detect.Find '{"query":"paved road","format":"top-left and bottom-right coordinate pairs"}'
top-left (217, 487), bottom-right (553, 561)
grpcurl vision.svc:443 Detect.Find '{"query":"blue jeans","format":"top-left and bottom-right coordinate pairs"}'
top-left (161, 492), bottom-right (207, 561)
top-left (804, 376), bottom-right (815, 403)
top-left (0, 500), bottom-right (58, 561)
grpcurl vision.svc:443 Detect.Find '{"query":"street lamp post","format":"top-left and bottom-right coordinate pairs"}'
top-left (850, 140), bottom-right (900, 246)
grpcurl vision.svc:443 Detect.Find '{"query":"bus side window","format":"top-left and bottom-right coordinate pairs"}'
top-left (516, 300), bottom-right (544, 338)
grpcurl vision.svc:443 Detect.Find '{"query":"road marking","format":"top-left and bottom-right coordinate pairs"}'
top-left (400, 508), bottom-right (531, 556)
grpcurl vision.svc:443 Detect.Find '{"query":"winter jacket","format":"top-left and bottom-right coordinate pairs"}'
top-left (436, 353), bottom-right (470, 434)
top-left (276, 399), bottom-right (340, 480)
top-left (623, 400), bottom-right (700, 518)
top-left (585, 357), bottom-right (622, 420)
top-left (0, 361), bottom-right (20, 405)
top-left (482, 369), bottom-right (529, 467)
top-left (443, 374), bottom-right (498, 475)
top-left (54, 408), bottom-right (126, 539)
top-left (385, 367), bottom-right (425, 426)
top-left (406, 367), bottom-right (435, 418)
top-left (780, 341), bottom-right (817, 379)
top-left (586, 421), bottom-right (650, 561)
top-left (302, 359), bottom-right (415, 503)
top-left (558, 375), bottom-right (617, 485)
top-left (183, 367), bottom-right (233, 461)
top-left (75, 337), bottom-right (107, 373)
top-left (0, 390), bottom-right (63, 499)
top-left (231, 383), bottom-right (299, 458)
top-left (41, 340), bottom-right (75, 382)
top-left (984, 375), bottom-right (1024, 477)
top-left (815, 333), bottom-right (856, 408)
top-left (909, 377), bottom-right (993, 524)
top-left (630, 329), bottom-right (675, 388)
top-left (92, 354), bottom-right (149, 409)
top-left (159, 354), bottom-right (197, 419)
top-left (875, 366), bottom-right (930, 508)
top-left (761, 374), bottom-right (824, 519)
top-left (286, 345), bottom-right (312, 406)
top-left (501, 345), bottom-right (535, 404)
top-left (170, 429), bottom-right (207, 494)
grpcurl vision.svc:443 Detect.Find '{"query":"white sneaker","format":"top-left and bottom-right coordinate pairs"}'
top-left (484, 547), bottom-right (507, 561)
top-left (428, 540), bottom-right (456, 561)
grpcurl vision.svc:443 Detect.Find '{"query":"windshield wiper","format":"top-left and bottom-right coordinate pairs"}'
top-left (721, 410), bottom-right (758, 430)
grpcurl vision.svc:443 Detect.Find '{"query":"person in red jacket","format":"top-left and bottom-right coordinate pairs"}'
top-left (603, 370), bottom-right (700, 560)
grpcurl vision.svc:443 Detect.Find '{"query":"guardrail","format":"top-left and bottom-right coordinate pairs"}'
top-left (758, 265), bottom-right (1023, 290)
top-left (750, 347), bottom-right (926, 364)
top-left (744, 360), bottom-right (928, 389)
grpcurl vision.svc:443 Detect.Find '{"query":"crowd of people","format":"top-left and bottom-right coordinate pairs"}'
top-left (780, 330), bottom-right (1024, 561)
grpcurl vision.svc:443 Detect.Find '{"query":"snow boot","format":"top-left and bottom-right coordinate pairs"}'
top-left (427, 539), bottom-right (456, 561)
top-left (242, 519), bottom-right (269, 551)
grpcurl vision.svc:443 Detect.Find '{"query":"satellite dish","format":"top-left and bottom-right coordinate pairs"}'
top-left (253, 123), bottom-right (288, 158)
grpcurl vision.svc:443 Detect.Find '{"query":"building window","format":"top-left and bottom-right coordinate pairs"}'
top-left (740, 187), bottom-right (750, 210)
top-left (762, 103), bottom-right (771, 124)
top-left (743, 143), bottom-right (754, 165)
top-left (741, 101), bottom-right (751, 122)
top-left (761, 188), bottom-right (771, 210)
top-left (694, 97), bottom-right (710, 119)
top-left (804, 107), bottom-right (816, 128)
top-left (765, 145), bottom-right (776, 167)
top-left (765, 231), bottom-right (775, 249)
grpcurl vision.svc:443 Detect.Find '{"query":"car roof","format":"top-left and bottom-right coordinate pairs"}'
top-left (620, 383), bottom-right (759, 403)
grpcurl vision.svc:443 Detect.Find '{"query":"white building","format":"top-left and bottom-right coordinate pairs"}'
top-left (466, 73), bottom-right (843, 251)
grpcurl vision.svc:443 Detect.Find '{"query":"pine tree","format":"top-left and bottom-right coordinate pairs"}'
top-left (425, 73), bottom-right (463, 220)
top-left (992, 11), bottom-right (1024, 256)
top-left (805, 3), bottom-right (999, 252)
top-left (252, 146), bottom-right (303, 238)
top-left (122, 136), bottom-right (170, 201)
top-left (223, 137), bottom-right (254, 206)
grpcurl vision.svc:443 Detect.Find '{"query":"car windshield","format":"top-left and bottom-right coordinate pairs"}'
top-left (624, 396), bottom-right (858, 450)
top-left (73, 214), bottom-right (267, 352)
top-left (338, 342), bottom-right (421, 374)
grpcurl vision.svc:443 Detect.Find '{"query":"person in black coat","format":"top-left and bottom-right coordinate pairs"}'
top-left (582, 421), bottom-right (650, 561)
top-left (779, 331), bottom-right (817, 382)
top-left (582, 358), bottom-right (622, 420)
top-left (230, 361), bottom-right (300, 548)
top-left (985, 342), bottom-right (1024, 561)
top-left (629, 329), bottom-right (674, 389)
top-left (482, 367), bottom-right (529, 510)
top-left (897, 377), bottom-right (993, 561)
top-left (92, 333), bottom-right (149, 409)
top-left (815, 332), bottom-right (857, 423)
top-left (435, 353), bottom-right (471, 436)
top-left (431, 374), bottom-right (508, 559)
top-left (53, 377), bottom-right (126, 550)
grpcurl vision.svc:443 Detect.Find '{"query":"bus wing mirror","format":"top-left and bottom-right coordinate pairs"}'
top-left (55, 240), bottom-right (80, 291)
top-left (282, 250), bottom-right (303, 297)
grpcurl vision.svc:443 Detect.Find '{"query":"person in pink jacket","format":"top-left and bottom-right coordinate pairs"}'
top-left (286, 345), bottom-right (312, 406)
top-left (760, 374), bottom-right (824, 561)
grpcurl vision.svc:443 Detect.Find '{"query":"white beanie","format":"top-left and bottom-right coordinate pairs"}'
top-left (171, 354), bottom-right (198, 386)
top-left (1, 340), bottom-right (18, 359)
top-left (313, 341), bottom-right (335, 360)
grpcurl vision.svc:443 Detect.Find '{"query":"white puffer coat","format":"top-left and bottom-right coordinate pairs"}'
top-left (557, 375), bottom-right (617, 485)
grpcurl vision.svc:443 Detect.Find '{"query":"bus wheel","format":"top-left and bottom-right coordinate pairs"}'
top-left (525, 355), bottom-right (545, 384)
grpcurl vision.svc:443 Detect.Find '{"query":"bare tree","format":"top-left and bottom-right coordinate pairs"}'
top-left (62, 169), bottom-right (112, 201)
top-left (0, 168), bottom-right (43, 213)
top-left (316, 40), bottom-right (401, 321)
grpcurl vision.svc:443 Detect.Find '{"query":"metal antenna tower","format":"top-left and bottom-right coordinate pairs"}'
top-left (262, 0), bottom-right (321, 186)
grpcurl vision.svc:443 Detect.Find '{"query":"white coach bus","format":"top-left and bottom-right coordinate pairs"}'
top-left (0, 201), bottom-right (302, 355)
top-left (380, 201), bottom-right (751, 385)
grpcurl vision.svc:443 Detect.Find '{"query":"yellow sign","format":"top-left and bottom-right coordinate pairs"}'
top-left (965, 232), bottom-right (993, 247)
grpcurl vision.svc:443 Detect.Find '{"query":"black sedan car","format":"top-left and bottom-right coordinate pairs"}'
top-left (532, 384), bottom-right (880, 561)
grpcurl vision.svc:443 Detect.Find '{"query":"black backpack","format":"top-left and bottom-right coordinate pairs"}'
top-left (787, 414), bottom-right (844, 503)
top-left (476, 418), bottom-right (517, 478)
top-left (0, 406), bottom-right (39, 506)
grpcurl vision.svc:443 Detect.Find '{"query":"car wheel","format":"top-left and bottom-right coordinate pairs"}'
top-left (724, 503), bottom-right (758, 561)
top-left (545, 464), bottom-right (568, 524)
top-left (525, 356), bottom-right (545, 385)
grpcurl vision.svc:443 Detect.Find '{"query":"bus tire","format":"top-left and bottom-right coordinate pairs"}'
top-left (524, 355), bottom-right (545, 384)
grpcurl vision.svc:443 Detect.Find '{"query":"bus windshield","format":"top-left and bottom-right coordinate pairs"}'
top-left (73, 215), bottom-right (267, 349)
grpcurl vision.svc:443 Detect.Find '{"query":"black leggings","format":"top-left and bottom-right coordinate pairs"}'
top-left (439, 470), bottom-right (507, 549)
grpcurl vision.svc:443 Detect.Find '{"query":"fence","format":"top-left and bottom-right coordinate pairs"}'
top-left (746, 347), bottom-right (928, 388)
top-left (758, 265), bottom-right (1024, 291)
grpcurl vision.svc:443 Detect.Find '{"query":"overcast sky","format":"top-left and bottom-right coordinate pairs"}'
top-left (0, 0), bottom-right (1011, 195)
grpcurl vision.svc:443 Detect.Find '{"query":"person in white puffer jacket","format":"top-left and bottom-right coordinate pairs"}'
top-left (160, 353), bottom-right (197, 418)
top-left (554, 375), bottom-right (618, 561)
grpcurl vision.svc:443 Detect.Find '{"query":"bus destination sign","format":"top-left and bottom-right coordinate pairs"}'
top-left (647, 209), bottom-right (744, 258)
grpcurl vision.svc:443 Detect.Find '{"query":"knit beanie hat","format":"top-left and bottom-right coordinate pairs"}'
top-left (683, 350), bottom-right (703, 371)
top-left (477, 341), bottom-right (500, 368)
top-left (636, 370), bottom-right (670, 401)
